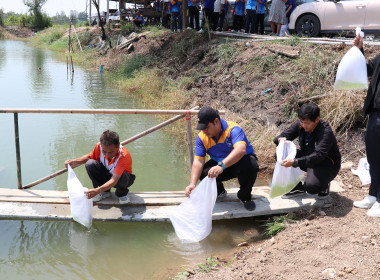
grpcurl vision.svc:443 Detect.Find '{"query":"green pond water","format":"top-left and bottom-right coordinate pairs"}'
top-left (0, 40), bottom-right (262, 279)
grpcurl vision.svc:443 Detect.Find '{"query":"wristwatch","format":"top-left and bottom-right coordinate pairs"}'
top-left (218, 161), bottom-right (226, 170)
top-left (292, 159), bottom-right (298, 168)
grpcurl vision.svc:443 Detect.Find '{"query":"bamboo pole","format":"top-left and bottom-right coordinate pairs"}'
top-left (72, 24), bottom-right (83, 52)
top-left (70, 56), bottom-right (74, 73)
top-left (22, 106), bottom-right (199, 189)
top-left (14, 113), bottom-right (22, 189)
top-left (0, 108), bottom-right (224, 115)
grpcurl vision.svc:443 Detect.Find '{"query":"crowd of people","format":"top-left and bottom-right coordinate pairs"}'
top-left (159, 0), bottom-right (296, 35)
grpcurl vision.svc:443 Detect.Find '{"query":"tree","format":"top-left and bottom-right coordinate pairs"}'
top-left (23, 0), bottom-right (48, 28)
top-left (91, 0), bottom-right (107, 41)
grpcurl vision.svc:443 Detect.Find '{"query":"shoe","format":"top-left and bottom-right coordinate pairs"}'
top-left (281, 183), bottom-right (306, 199)
top-left (119, 195), bottom-right (130, 204)
top-left (269, 32), bottom-right (276, 36)
top-left (367, 202), bottom-right (380, 217)
top-left (317, 183), bottom-right (330, 199)
top-left (354, 195), bottom-right (376, 209)
top-left (242, 200), bottom-right (256, 211)
top-left (198, 28), bottom-right (204, 33)
top-left (92, 191), bottom-right (111, 202)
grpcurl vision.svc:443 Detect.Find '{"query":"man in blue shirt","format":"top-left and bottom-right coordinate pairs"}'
top-left (233, 0), bottom-right (245, 32)
top-left (169, 0), bottom-right (182, 32)
top-left (255, 0), bottom-right (268, 34)
top-left (188, 0), bottom-right (200, 30)
top-left (185, 107), bottom-right (259, 211)
top-left (245, 0), bottom-right (257, 34)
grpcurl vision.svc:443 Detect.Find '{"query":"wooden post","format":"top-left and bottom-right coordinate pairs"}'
top-left (66, 56), bottom-right (68, 74)
top-left (186, 111), bottom-right (194, 168)
top-left (70, 56), bottom-right (74, 73)
top-left (69, 19), bottom-right (71, 53)
top-left (14, 113), bottom-right (22, 189)
top-left (182, 0), bottom-right (188, 29)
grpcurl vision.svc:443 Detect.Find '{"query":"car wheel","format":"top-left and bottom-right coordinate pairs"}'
top-left (295, 14), bottom-right (320, 37)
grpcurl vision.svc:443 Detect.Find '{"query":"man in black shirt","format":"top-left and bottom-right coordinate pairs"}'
top-left (353, 35), bottom-right (380, 217)
top-left (273, 103), bottom-right (341, 198)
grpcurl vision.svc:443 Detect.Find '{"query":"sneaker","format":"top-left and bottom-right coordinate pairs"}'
top-left (354, 195), bottom-right (376, 209)
top-left (242, 200), bottom-right (256, 211)
top-left (269, 32), bottom-right (276, 36)
top-left (281, 184), bottom-right (306, 199)
top-left (367, 201), bottom-right (380, 217)
top-left (119, 195), bottom-right (130, 204)
top-left (92, 191), bottom-right (111, 202)
top-left (317, 183), bottom-right (330, 199)
top-left (198, 28), bottom-right (204, 33)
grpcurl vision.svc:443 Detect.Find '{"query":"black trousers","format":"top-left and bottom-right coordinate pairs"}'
top-left (245, 9), bottom-right (256, 33)
top-left (188, 6), bottom-right (200, 30)
top-left (255, 13), bottom-right (264, 34)
top-left (233, 15), bottom-right (244, 31)
top-left (212, 12), bottom-right (220, 31)
top-left (366, 113), bottom-right (380, 202)
top-left (202, 8), bottom-right (214, 30)
top-left (199, 154), bottom-right (259, 201)
top-left (85, 159), bottom-right (136, 197)
top-left (296, 150), bottom-right (340, 194)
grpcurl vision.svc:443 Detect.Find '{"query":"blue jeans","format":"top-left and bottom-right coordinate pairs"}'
top-left (172, 12), bottom-right (182, 31)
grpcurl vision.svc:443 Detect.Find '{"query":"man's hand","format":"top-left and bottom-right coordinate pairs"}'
top-left (185, 184), bottom-right (196, 197)
top-left (353, 34), bottom-right (363, 49)
top-left (65, 159), bottom-right (79, 168)
top-left (208, 165), bottom-right (223, 178)
top-left (278, 137), bottom-right (287, 143)
top-left (85, 188), bottom-right (101, 199)
top-left (281, 158), bottom-right (294, 168)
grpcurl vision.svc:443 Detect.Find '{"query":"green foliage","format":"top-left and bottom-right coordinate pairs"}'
top-left (0, 9), bottom-right (4, 26)
top-left (116, 54), bottom-right (156, 78)
top-left (169, 271), bottom-right (191, 280)
top-left (5, 14), bottom-right (19, 26)
top-left (213, 38), bottom-right (238, 70)
top-left (143, 25), bottom-right (167, 38)
top-left (197, 257), bottom-right (219, 273)
top-left (120, 22), bottom-right (136, 36)
top-left (264, 214), bottom-right (296, 237)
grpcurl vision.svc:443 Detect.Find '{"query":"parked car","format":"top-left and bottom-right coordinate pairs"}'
top-left (288, 0), bottom-right (380, 37)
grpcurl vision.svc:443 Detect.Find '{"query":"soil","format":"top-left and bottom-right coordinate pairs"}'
top-left (7, 26), bottom-right (380, 279)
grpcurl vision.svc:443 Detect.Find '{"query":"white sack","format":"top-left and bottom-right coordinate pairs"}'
top-left (269, 141), bottom-right (304, 198)
top-left (169, 177), bottom-right (217, 243)
top-left (334, 46), bottom-right (368, 90)
top-left (67, 165), bottom-right (93, 228)
top-left (351, 157), bottom-right (371, 186)
top-left (279, 24), bottom-right (289, 36)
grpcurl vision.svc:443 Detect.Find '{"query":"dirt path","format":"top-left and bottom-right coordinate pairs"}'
top-left (180, 167), bottom-right (380, 280)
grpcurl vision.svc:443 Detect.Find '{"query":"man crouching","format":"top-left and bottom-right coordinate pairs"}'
top-left (273, 102), bottom-right (341, 198)
top-left (65, 130), bottom-right (135, 204)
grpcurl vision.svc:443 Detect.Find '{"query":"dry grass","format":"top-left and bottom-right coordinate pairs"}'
top-left (319, 91), bottom-right (367, 136)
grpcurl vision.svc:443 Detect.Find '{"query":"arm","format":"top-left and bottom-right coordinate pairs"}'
top-left (285, 4), bottom-right (292, 14)
top-left (353, 34), bottom-right (375, 78)
top-left (273, 121), bottom-right (301, 145)
top-left (64, 154), bottom-right (90, 168)
top-left (85, 173), bottom-right (121, 199)
top-left (185, 157), bottom-right (205, 197)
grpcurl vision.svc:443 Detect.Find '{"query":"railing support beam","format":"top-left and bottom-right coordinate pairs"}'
top-left (13, 113), bottom-right (22, 189)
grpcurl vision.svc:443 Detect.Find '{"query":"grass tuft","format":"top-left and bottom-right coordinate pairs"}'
top-left (264, 213), bottom-right (296, 237)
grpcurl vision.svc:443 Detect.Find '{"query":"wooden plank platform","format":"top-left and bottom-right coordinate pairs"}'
top-left (0, 181), bottom-right (344, 222)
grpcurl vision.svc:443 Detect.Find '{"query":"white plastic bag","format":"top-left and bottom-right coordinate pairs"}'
top-left (334, 27), bottom-right (368, 90)
top-left (67, 165), bottom-right (93, 228)
top-left (169, 177), bottom-right (217, 243)
top-left (269, 141), bottom-right (304, 198)
top-left (351, 157), bottom-right (371, 186)
top-left (280, 24), bottom-right (289, 36)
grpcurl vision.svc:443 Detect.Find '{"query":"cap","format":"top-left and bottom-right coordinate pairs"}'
top-left (196, 107), bottom-right (219, 130)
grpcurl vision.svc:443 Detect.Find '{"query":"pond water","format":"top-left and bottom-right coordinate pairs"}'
top-left (0, 40), bottom-right (262, 279)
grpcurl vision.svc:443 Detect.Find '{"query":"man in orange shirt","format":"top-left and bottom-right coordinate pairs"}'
top-left (64, 130), bottom-right (135, 204)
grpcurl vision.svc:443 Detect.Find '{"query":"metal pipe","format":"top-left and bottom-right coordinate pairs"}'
top-left (0, 108), bottom-right (224, 115)
top-left (13, 113), bottom-right (22, 189)
top-left (186, 112), bottom-right (194, 168)
top-left (22, 106), bottom-right (200, 189)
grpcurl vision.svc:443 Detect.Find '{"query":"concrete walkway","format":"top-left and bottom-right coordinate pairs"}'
top-left (0, 181), bottom-right (344, 222)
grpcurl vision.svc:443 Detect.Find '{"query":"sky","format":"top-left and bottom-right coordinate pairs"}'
top-left (0, 0), bottom-right (118, 16)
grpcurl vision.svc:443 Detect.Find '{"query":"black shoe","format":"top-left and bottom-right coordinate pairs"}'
top-left (318, 183), bottom-right (330, 198)
top-left (242, 200), bottom-right (256, 211)
top-left (281, 183), bottom-right (306, 199)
